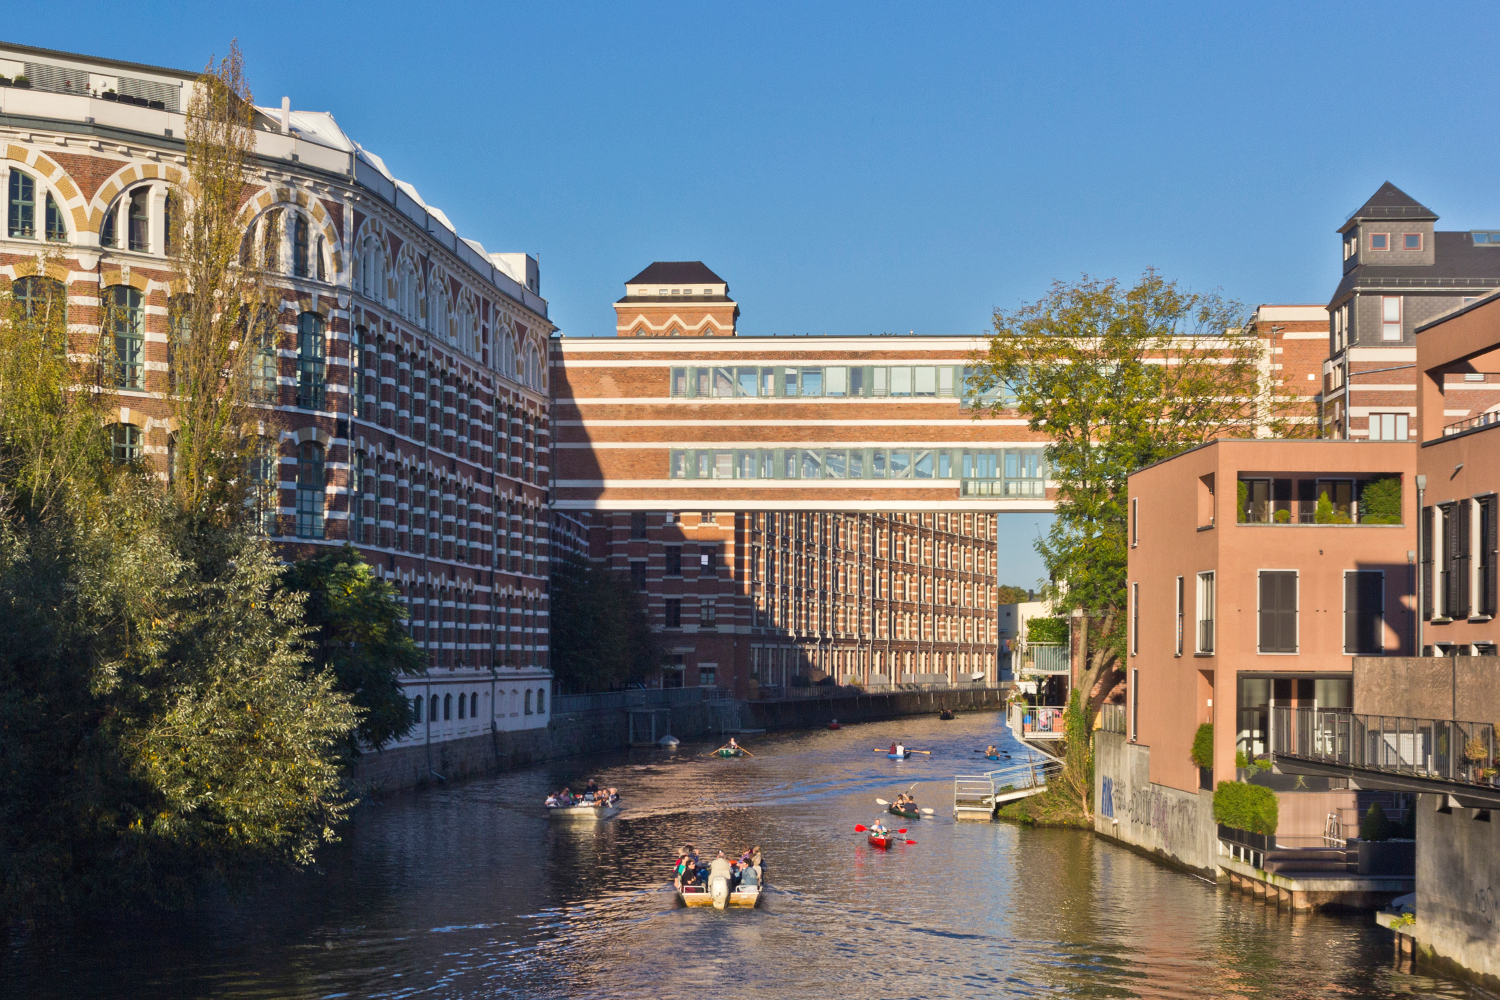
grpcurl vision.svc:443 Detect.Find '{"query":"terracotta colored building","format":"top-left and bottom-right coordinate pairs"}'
top-left (1412, 292), bottom-right (1500, 651)
top-left (1124, 439), bottom-right (1416, 835)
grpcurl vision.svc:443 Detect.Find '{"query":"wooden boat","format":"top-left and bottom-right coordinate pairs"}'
top-left (888, 802), bottom-right (921, 820)
top-left (714, 747), bottom-right (745, 758)
top-left (678, 878), bottom-right (761, 909)
top-left (547, 800), bottom-right (621, 821)
top-left (887, 750), bottom-right (911, 759)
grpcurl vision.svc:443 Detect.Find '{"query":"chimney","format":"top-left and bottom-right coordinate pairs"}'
top-left (280, 96), bottom-right (291, 134)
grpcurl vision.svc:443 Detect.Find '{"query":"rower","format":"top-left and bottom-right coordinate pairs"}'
top-left (870, 818), bottom-right (888, 836)
top-left (889, 741), bottom-right (897, 754)
top-left (895, 742), bottom-right (905, 757)
top-left (728, 737), bottom-right (739, 750)
top-left (986, 745), bottom-right (998, 757)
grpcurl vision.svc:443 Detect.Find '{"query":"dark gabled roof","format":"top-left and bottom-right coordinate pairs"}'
top-left (1340, 182), bottom-right (1437, 231)
top-left (626, 261), bottom-right (726, 286)
top-left (1327, 230), bottom-right (1500, 305)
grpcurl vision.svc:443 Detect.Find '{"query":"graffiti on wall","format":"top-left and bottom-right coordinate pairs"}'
top-left (1099, 765), bottom-right (1204, 862)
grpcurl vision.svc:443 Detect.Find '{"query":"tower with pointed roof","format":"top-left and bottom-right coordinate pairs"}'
top-left (614, 262), bottom-right (739, 337)
top-left (1326, 182), bottom-right (1500, 439)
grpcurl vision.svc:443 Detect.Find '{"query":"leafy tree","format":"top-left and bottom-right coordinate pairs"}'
top-left (279, 544), bottom-right (423, 751)
top-left (549, 559), bottom-right (660, 692)
top-left (1191, 723), bottom-right (1215, 769)
top-left (996, 584), bottom-right (1032, 605)
top-left (968, 271), bottom-right (1281, 719)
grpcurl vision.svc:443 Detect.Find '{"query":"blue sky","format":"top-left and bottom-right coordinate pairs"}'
top-left (17, 2), bottom-right (1500, 585)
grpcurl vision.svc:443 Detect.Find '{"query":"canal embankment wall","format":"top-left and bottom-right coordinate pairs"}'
top-left (1093, 730), bottom-right (1218, 878)
top-left (1414, 791), bottom-right (1500, 989)
top-left (356, 687), bottom-right (1007, 794)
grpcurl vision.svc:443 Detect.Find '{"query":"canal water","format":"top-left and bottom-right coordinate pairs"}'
top-left (4, 712), bottom-right (1487, 999)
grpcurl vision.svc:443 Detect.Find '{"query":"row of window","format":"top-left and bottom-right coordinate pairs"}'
top-left (669, 365), bottom-right (988, 400)
top-left (410, 687), bottom-right (547, 726)
top-left (668, 447), bottom-right (1045, 482)
top-left (1345, 230), bottom-right (1424, 260)
top-left (1128, 569), bottom-right (1388, 658)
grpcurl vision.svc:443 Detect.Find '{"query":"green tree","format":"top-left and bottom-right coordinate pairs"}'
top-left (549, 559), bottom-right (660, 692)
top-left (279, 544), bottom-right (423, 750)
top-left (968, 271), bottom-right (1278, 718)
top-left (997, 584), bottom-right (1032, 604)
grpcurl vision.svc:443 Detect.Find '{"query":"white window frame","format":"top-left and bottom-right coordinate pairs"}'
top-left (1370, 412), bottom-right (1409, 441)
top-left (1195, 571), bottom-right (1215, 654)
top-left (1382, 296), bottom-right (1403, 341)
top-left (1130, 496), bottom-right (1139, 547)
top-left (1175, 575), bottom-right (1184, 657)
top-left (1130, 581), bottom-right (1139, 656)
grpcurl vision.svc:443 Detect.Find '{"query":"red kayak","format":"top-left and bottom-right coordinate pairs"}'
top-left (868, 833), bottom-right (893, 850)
top-left (828, 723), bottom-right (841, 730)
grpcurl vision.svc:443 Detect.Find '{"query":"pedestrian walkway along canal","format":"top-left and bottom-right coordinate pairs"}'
top-left (4, 714), bottom-right (1484, 998)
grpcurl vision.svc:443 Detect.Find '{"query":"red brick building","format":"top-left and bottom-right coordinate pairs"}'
top-left (0, 41), bottom-right (553, 752)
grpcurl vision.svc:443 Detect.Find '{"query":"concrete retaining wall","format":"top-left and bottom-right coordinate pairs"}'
top-left (748, 687), bottom-right (1005, 730)
top-left (1353, 656), bottom-right (1500, 722)
top-left (1094, 731), bottom-right (1217, 877)
top-left (1414, 791), bottom-right (1500, 989)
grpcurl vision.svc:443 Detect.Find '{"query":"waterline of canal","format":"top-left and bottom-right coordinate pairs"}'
top-left (5, 712), bottom-right (1485, 998)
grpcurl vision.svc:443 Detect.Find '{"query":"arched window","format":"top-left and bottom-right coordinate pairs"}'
top-left (536, 688), bottom-right (545, 714)
top-left (111, 423), bottom-right (142, 464)
top-left (457, 692), bottom-right (466, 719)
top-left (471, 691), bottom-right (480, 719)
top-left (430, 695), bottom-right (440, 722)
top-left (297, 312), bottom-right (325, 410)
top-left (397, 259), bottom-right (418, 323)
top-left (358, 234), bottom-right (385, 300)
top-left (246, 436), bottom-right (278, 535)
top-left (430, 275), bottom-right (450, 342)
top-left (292, 213), bottom-right (310, 278)
top-left (162, 193), bottom-right (174, 253)
top-left (105, 286), bottom-right (144, 389)
top-left (128, 188), bottom-right (150, 252)
top-left (499, 328), bottom-right (516, 382)
top-left (8, 171), bottom-right (36, 238)
top-left (525, 689), bottom-right (532, 715)
top-left (350, 449), bottom-right (367, 544)
top-left (412, 695), bottom-right (423, 726)
top-left (295, 441), bottom-right (325, 539)
top-left (443, 693), bottom-right (452, 721)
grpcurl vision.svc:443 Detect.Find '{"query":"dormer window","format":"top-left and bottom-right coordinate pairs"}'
top-left (1473, 232), bottom-right (1500, 245)
top-left (1344, 234), bottom-right (1355, 260)
top-left (1403, 233), bottom-right (1422, 251)
top-left (1370, 233), bottom-right (1390, 251)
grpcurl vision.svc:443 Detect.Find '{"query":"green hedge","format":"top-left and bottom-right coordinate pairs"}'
top-left (1026, 616), bottom-right (1069, 644)
top-left (1213, 781), bottom-right (1279, 835)
top-left (1359, 475), bottom-right (1402, 524)
top-left (1191, 723), bottom-right (1214, 769)
top-left (1360, 803), bottom-right (1394, 842)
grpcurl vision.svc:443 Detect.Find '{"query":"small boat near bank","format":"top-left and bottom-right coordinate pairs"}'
top-left (887, 750), bottom-right (911, 759)
top-left (714, 747), bottom-right (745, 757)
top-left (677, 881), bottom-right (761, 908)
top-left (887, 802), bottom-right (921, 820)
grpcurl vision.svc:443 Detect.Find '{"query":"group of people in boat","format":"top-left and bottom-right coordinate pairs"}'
top-left (673, 844), bottom-right (763, 893)
top-left (893, 791), bottom-right (918, 811)
top-left (545, 778), bottom-right (619, 808)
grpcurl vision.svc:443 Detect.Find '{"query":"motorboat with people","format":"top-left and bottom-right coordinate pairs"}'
top-left (544, 784), bottom-right (621, 821)
top-left (939, 708), bottom-right (955, 720)
top-left (673, 846), bottom-right (763, 909)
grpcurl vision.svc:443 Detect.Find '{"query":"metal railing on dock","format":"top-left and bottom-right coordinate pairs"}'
top-left (553, 687), bottom-right (731, 714)
top-left (953, 756), bottom-right (1062, 819)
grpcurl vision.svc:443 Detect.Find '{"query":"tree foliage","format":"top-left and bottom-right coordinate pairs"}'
top-left (996, 584), bottom-right (1032, 605)
top-left (1191, 723), bottom-right (1215, 769)
top-left (969, 271), bottom-right (1281, 717)
top-left (549, 559), bottom-right (661, 692)
top-left (279, 544), bottom-right (422, 751)
top-left (0, 48), bottom-right (360, 925)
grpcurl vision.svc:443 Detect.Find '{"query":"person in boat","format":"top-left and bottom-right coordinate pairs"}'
top-left (607, 787), bottom-right (620, 805)
top-left (889, 741), bottom-right (897, 754)
top-left (869, 819), bottom-right (889, 837)
top-left (545, 792), bottom-right (559, 807)
top-left (830, 718), bottom-right (839, 727)
top-left (736, 859), bottom-right (759, 891)
top-left (895, 742), bottom-right (905, 757)
top-left (709, 850), bottom-right (734, 887)
top-left (727, 737), bottom-right (740, 751)
top-left (559, 787), bottom-right (573, 806)
top-left (584, 778), bottom-right (598, 796)
top-left (986, 745), bottom-right (999, 757)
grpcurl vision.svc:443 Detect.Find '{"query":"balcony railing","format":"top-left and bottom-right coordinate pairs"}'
top-left (1100, 703), bottom-right (1126, 735)
top-left (1018, 643), bottom-right (1070, 674)
top-left (1445, 410), bottom-right (1500, 437)
top-left (1272, 706), bottom-right (1499, 788)
top-left (1018, 705), bottom-right (1067, 738)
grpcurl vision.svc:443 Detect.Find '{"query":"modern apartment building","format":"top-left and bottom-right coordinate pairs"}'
top-left (0, 42), bottom-right (554, 757)
top-left (1325, 182), bottom-right (1500, 441)
top-left (1110, 438), bottom-right (1416, 870)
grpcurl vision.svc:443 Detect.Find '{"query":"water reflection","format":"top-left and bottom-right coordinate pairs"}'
top-left (4, 713), bottom-right (1486, 999)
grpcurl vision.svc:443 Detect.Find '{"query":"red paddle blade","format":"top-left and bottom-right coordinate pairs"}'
top-left (854, 824), bottom-right (867, 832)
top-left (905, 839), bottom-right (918, 845)
top-left (897, 829), bottom-right (908, 834)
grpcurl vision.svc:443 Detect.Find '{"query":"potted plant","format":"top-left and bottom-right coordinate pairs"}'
top-left (1356, 804), bottom-right (1415, 876)
top-left (1464, 736), bottom-right (1489, 781)
top-left (13, 74), bottom-right (31, 89)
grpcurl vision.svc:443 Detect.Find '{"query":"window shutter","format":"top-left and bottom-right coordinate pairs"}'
top-left (1345, 572), bottom-right (1360, 654)
top-left (1458, 500), bottom-right (1473, 618)
top-left (1259, 571), bottom-right (1296, 653)
top-left (1422, 506), bottom-right (1434, 620)
top-left (1488, 497), bottom-right (1500, 617)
